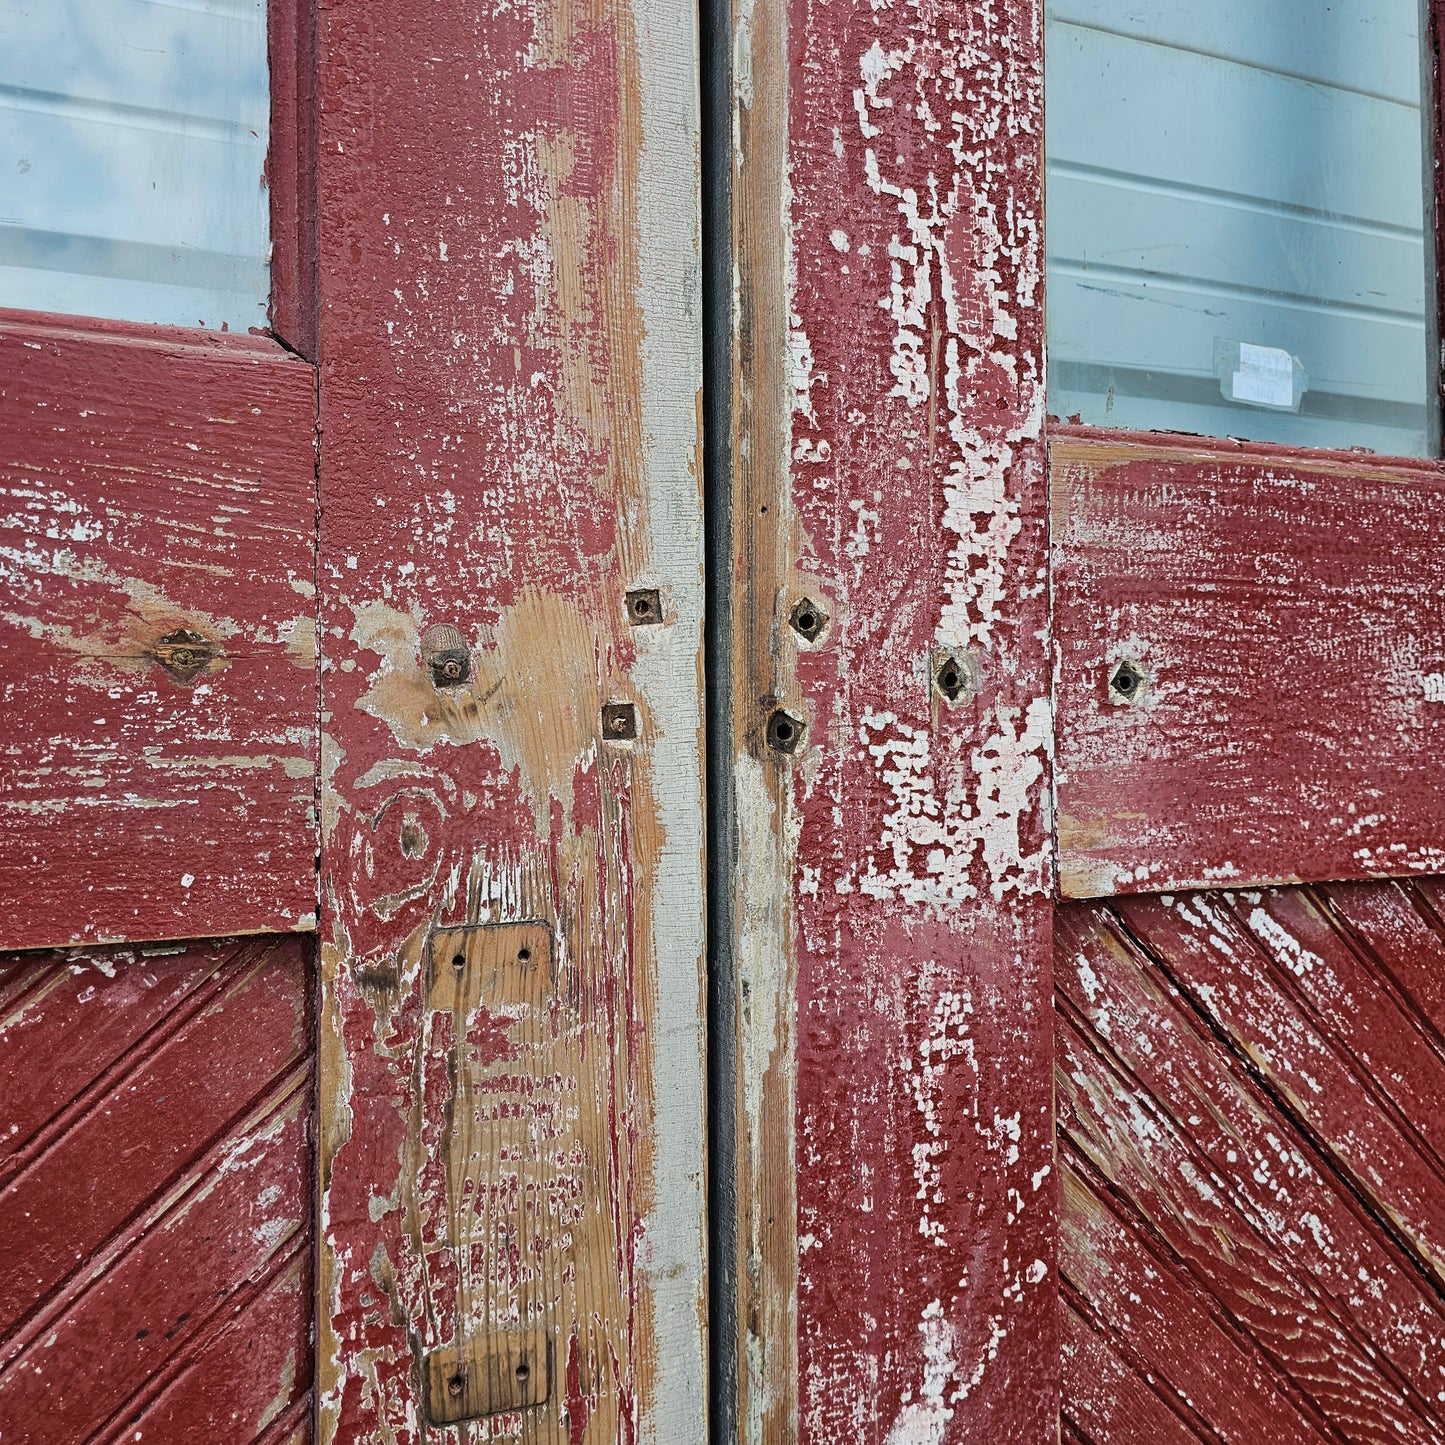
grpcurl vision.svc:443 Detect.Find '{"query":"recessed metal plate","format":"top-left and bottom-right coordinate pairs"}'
top-left (423, 1327), bottom-right (551, 1426)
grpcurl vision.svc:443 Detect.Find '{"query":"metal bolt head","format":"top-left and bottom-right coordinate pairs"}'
top-left (766, 708), bottom-right (804, 755)
top-left (602, 702), bottom-right (638, 740)
top-left (153, 628), bottom-right (214, 686)
top-left (626, 588), bottom-right (663, 626)
top-left (788, 597), bottom-right (827, 643)
top-left (420, 623), bottom-right (471, 688)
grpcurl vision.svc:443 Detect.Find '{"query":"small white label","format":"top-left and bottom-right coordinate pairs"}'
top-left (1230, 368), bottom-right (1294, 408)
top-left (1238, 341), bottom-right (1293, 379)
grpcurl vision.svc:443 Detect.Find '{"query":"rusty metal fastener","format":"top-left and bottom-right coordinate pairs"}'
top-left (931, 649), bottom-right (979, 704)
top-left (766, 708), bottom-right (804, 754)
top-left (420, 623), bottom-right (471, 687)
top-left (602, 702), bottom-right (638, 740)
top-left (153, 629), bottom-right (214, 686)
top-left (789, 596), bottom-right (827, 643)
top-left (625, 588), bottom-right (663, 625)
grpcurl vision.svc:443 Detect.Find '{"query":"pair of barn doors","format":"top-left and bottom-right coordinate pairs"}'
top-left (4, 0), bottom-right (1445, 1440)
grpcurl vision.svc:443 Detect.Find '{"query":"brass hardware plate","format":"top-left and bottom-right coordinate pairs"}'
top-left (423, 1327), bottom-right (551, 1425)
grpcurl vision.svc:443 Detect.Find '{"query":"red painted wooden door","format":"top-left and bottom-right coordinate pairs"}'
top-left (0, 5), bottom-right (316, 1441)
top-left (3, 1), bottom-right (708, 1443)
top-left (723, 0), bottom-right (1445, 1442)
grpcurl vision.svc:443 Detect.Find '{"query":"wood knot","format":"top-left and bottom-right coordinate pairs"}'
top-left (420, 624), bottom-right (471, 687)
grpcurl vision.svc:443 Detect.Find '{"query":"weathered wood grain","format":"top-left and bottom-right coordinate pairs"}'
top-left (1052, 430), bottom-right (1445, 899)
top-left (1117, 892), bottom-right (1445, 1282)
top-left (0, 935), bottom-right (313, 1443)
top-left (1057, 893), bottom-right (1445, 1441)
top-left (728, 0), bottom-right (1056, 1433)
top-left (0, 314), bottom-right (318, 950)
top-left (312, 0), bottom-right (707, 1440)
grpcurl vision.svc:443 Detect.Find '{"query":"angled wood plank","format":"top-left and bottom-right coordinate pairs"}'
top-left (0, 936), bottom-right (313, 1444)
top-left (728, 0), bottom-right (1056, 1434)
top-left (0, 314), bottom-right (319, 949)
top-left (312, 1), bottom-right (706, 1440)
top-left (1052, 430), bottom-right (1445, 899)
top-left (1057, 895), bottom-right (1445, 1441)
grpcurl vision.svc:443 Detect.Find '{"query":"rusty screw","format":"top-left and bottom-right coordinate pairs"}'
top-left (420, 623), bottom-right (471, 688)
top-left (1110, 659), bottom-right (1145, 701)
top-left (602, 702), bottom-right (638, 740)
top-left (625, 588), bottom-right (663, 626)
top-left (789, 597), bottom-right (827, 643)
top-left (766, 708), bottom-right (804, 755)
top-left (153, 629), bottom-right (214, 686)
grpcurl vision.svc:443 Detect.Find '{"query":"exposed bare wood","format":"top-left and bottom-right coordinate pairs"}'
top-left (312, 0), bottom-right (707, 1439)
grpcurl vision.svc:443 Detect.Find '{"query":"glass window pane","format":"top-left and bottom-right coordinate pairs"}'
top-left (1045, 0), bottom-right (1432, 457)
top-left (0, 0), bottom-right (269, 332)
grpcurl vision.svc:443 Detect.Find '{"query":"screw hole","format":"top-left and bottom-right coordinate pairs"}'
top-left (516, 1360), bottom-right (530, 1382)
top-left (1110, 660), bottom-right (1145, 699)
top-left (789, 596), bottom-right (829, 643)
top-left (451, 952), bottom-right (465, 970)
top-left (518, 946), bottom-right (531, 962)
top-left (766, 708), bottom-right (804, 755)
top-left (447, 1371), bottom-right (465, 1398)
top-left (932, 651), bottom-right (972, 703)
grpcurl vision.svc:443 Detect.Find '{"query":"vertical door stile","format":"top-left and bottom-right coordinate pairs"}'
top-left (728, 0), bottom-right (1059, 1437)
top-left (313, 0), bottom-right (707, 1439)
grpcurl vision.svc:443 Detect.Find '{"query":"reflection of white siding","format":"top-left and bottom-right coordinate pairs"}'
top-left (1045, 0), bottom-right (1429, 458)
top-left (0, 0), bottom-right (269, 331)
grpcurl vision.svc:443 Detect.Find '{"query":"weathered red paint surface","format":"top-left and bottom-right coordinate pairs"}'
top-left (313, 0), bottom-right (705, 1439)
top-left (731, 0), bottom-right (1056, 1432)
top-left (1052, 430), bottom-right (1445, 900)
top-left (0, 935), bottom-right (314, 1442)
top-left (1058, 885), bottom-right (1445, 1441)
top-left (0, 313), bottom-right (319, 950)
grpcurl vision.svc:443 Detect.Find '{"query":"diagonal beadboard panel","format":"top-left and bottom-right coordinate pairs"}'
top-left (0, 934), bottom-right (314, 1444)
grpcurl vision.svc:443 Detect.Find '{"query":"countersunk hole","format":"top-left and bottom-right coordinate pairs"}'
top-left (518, 946), bottom-right (531, 962)
top-left (788, 596), bottom-right (828, 643)
top-left (766, 708), bottom-right (804, 755)
top-left (451, 952), bottom-right (466, 970)
top-left (515, 1360), bottom-right (531, 1382)
top-left (931, 650), bottom-right (973, 703)
top-left (447, 1371), bottom-right (465, 1397)
top-left (626, 588), bottom-right (663, 625)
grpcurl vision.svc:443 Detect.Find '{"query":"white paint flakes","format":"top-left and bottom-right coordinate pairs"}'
top-left (1247, 906), bottom-right (1323, 978)
top-left (883, 1300), bottom-right (957, 1445)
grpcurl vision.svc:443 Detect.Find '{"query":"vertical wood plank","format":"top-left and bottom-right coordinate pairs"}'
top-left (728, 0), bottom-right (1056, 1434)
top-left (313, 1), bottom-right (706, 1440)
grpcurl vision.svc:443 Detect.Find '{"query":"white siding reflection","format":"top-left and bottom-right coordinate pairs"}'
top-left (0, 0), bottom-right (269, 331)
top-left (1045, 0), bottom-right (1431, 458)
